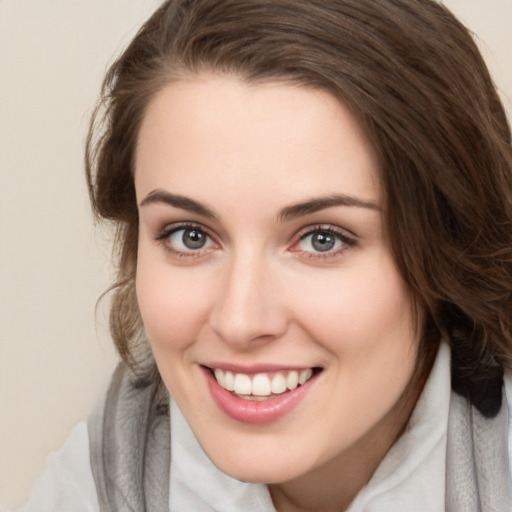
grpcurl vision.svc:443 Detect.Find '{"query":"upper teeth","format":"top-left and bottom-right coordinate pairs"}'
top-left (213, 368), bottom-right (313, 397)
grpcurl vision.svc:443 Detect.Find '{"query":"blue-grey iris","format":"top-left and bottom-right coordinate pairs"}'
top-left (312, 232), bottom-right (336, 252)
top-left (183, 229), bottom-right (207, 249)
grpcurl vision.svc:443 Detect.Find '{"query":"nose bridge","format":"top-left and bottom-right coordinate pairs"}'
top-left (210, 246), bottom-right (286, 347)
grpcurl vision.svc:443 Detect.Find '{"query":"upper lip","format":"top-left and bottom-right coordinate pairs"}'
top-left (202, 362), bottom-right (317, 375)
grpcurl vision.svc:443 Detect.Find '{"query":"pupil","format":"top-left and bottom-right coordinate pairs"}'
top-left (183, 229), bottom-right (206, 249)
top-left (312, 232), bottom-right (335, 252)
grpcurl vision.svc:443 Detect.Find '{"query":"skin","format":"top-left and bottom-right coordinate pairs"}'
top-left (134, 74), bottom-right (422, 511)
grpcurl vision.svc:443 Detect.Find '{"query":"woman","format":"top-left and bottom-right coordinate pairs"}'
top-left (23, 0), bottom-right (512, 510)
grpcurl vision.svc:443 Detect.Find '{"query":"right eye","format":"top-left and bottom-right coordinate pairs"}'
top-left (157, 224), bottom-right (217, 256)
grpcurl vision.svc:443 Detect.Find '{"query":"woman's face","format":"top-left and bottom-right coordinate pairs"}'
top-left (135, 74), bottom-right (420, 487)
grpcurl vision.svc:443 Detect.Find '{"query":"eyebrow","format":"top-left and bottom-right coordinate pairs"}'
top-left (277, 194), bottom-right (380, 222)
top-left (139, 189), bottom-right (217, 219)
top-left (139, 189), bottom-right (380, 221)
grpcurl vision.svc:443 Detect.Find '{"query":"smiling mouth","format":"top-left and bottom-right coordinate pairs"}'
top-left (206, 367), bottom-right (321, 401)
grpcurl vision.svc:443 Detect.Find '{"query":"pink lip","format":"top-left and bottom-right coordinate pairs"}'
top-left (202, 366), bottom-right (318, 424)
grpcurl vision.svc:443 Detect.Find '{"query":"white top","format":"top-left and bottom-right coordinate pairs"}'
top-left (17, 343), bottom-right (512, 511)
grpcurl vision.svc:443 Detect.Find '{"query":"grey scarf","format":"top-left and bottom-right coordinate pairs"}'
top-left (88, 361), bottom-right (511, 512)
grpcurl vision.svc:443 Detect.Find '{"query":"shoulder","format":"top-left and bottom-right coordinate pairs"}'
top-left (18, 421), bottom-right (99, 512)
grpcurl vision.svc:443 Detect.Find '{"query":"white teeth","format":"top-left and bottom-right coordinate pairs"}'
top-left (299, 368), bottom-right (313, 385)
top-left (224, 371), bottom-right (235, 391)
top-left (286, 371), bottom-right (299, 390)
top-left (252, 373), bottom-right (272, 396)
top-left (213, 367), bottom-right (315, 397)
top-left (214, 369), bottom-right (225, 388)
top-left (271, 373), bottom-right (287, 394)
top-left (233, 373), bottom-right (252, 395)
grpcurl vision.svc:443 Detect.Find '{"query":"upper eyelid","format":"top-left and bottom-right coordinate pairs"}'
top-left (294, 224), bottom-right (356, 242)
top-left (156, 221), bottom-right (214, 239)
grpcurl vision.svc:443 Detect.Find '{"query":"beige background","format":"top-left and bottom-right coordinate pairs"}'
top-left (0, 0), bottom-right (511, 509)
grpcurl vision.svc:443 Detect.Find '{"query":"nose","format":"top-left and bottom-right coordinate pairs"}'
top-left (209, 251), bottom-right (288, 349)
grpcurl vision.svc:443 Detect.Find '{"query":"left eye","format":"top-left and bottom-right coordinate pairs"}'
top-left (297, 229), bottom-right (346, 253)
top-left (167, 227), bottom-right (215, 251)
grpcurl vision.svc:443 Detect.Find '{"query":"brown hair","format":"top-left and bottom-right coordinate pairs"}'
top-left (86, 0), bottom-right (512, 412)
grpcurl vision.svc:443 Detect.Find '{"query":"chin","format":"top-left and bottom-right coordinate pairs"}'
top-left (205, 445), bottom-right (309, 484)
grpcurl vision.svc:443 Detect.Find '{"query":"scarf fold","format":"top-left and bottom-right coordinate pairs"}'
top-left (88, 361), bottom-right (511, 512)
top-left (446, 390), bottom-right (510, 511)
top-left (88, 363), bottom-right (170, 511)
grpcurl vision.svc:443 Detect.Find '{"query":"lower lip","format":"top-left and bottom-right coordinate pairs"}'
top-left (203, 368), bottom-right (318, 424)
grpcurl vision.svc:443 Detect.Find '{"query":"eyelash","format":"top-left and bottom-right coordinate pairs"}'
top-left (154, 222), bottom-right (356, 260)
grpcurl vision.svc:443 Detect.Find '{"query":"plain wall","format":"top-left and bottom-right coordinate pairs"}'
top-left (0, 1), bottom-right (162, 507)
top-left (0, 0), bottom-right (511, 508)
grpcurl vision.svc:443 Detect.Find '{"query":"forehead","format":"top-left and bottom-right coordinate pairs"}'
top-left (134, 74), bottom-right (381, 211)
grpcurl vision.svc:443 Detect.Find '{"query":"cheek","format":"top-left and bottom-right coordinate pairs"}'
top-left (290, 254), bottom-right (417, 359)
top-left (293, 260), bottom-right (418, 427)
top-left (135, 252), bottom-right (212, 352)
